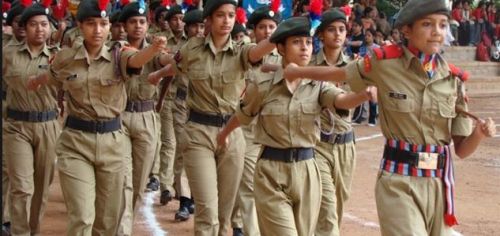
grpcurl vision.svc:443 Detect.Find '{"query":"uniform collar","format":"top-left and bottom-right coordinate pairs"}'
top-left (204, 33), bottom-right (235, 55)
top-left (74, 43), bottom-right (112, 62)
top-left (18, 42), bottom-right (51, 58)
top-left (315, 49), bottom-right (349, 66)
top-left (402, 46), bottom-right (450, 79)
top-left (167, 29), bottom-right (187, 44)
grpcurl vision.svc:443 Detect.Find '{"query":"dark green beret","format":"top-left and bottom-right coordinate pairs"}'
top-left (183, 9), bottom-right (203, 25)
top-left (119, 1), bottom-right (148, 23)
top-left (76, 0), bottom-right (112, 22)
top-left (149, 0), bottom-right (161, 11)
top-left (231, 23), bottom-right (246, 37)
top-left (270, 16), bottom-right (310, 44)
top-left (165, 5), bottom-right (182, 21)
top-left (247, 6), bottom-right (281, 29)
top-left (19, 3), bottom-right (49, 27)
top-left (154, 6), bottom-right (168, 23)
top-left (203, 0), bottom-right (237, 18)
top-left (394, 0), bottom-right (450, 29)
top-left (317, 8), bottom-right (346, 33)
top-left (110, 9), bottom-right (121, 24)
top-left (6, 1), bottom-right (25, 26)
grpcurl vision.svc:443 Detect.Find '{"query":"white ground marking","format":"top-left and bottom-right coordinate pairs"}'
top-left (343, 212), bottom-right (379, 228)
top-left (142, 192), bottom-right (167, 236)
top-left (451, 229), bottom-right (464, 236)
top-left (356, 133), bottom-right (384, 142)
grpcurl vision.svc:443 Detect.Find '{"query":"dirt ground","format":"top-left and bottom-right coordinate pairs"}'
top-left (39, 95), bottom-right (500, 236)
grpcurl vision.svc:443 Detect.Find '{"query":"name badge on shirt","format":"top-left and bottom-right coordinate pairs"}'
top-left (417, 152), bottom-right (439, 170)
top-left (388, 91), bottom-right (407, 100)
top-left (66, 74), bottom-right (78, 81)
top-left (38, 64), bottom-right (49, 70)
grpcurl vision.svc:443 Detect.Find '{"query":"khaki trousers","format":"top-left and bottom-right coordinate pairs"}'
top-left (2, 103), bottom-right (11, 224)
top-left (57, 128), bottom-right (126, 236)
top-left (314, 140), bottom-right (356, 236)
top-left (375, 170), bottom-right (452, 236)
top-left (183, 122), bottom-right (245, 236)
top-left (233, 126), bottom-right (260, 236)
top-left (172, 98), bottom-right (191, 198)
top-left (3, 119), bottom-right (60, 236)
top-left (118, 110), bottom-right (159, 235)
top-left (153, 100), bottom-right (176, 193)
top-left (254, 158), bottom-right (321, 236)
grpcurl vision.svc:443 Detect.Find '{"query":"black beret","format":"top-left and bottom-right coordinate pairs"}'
top-left (119, 1), bottom-right (148, 23)
top-left (247, 6), bottom-right (281, 29)
top-left (183, 9), bottom-right (203, 25)
top-left (203, 0), bottom-right (237, 18)
top-left (317, 8), bottom-right (346, 33)
top-left (19, 3), bottom-right (49, 27)
top-left (76, 0), bottom-right (112, 22)
top-left (165, 5), bottom-right (182, 21)
top-left (149, 0), bottom-right (161, 11)
top-left (110, 9), bottom-right (121, 24)
top-left (231, 23), bottom-right (246, 37)
top-left (6, 1), bottom-right (25, 26)
top-left (394, 0), bottom-right (450, 29)
top-left (154, 5), bottom-right (168, 23)
top-left (270, 16), bottom-right (310, 44)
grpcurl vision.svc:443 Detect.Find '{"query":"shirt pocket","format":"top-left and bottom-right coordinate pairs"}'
top-left (300, 103), bottom-right (321, 134)
top-left (64, 74), bottom-right (86, 100)
top-left (99, 76), bottom-right (123, 104)
top-left (260, 103), bottom-right (286, 135)
top-left (384, 96), bottom-right (414, 113)
top-left (221, 70), bottom-right (244, 102)
top-left (438, 96), bottom-right (457, 118)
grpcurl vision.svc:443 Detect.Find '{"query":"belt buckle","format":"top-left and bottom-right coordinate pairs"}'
top-left (417, 152), bottom-right (439, 170)
top-left (95, 121), bottom-right (105, 133)
top-left (288, 149), bottom-right (297, 162)
top-left (332, 134), bottom-right (340, 144)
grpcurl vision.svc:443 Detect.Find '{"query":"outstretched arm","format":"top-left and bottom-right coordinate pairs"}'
top-left (127, 36), bottom-right (167, 68)
top-left (148, 64), bottom-right (175, 85)
top-left (334, 86), bottom-right (377, 110)
top-left (284, 63), bottom-right (347, 82)
top-left (248, 38), bottom-right (276, 64)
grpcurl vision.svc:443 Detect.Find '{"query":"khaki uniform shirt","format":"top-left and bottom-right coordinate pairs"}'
top-left (345, 46), bottom-right (472, 145)
top-left (236, 68), bottom-right (344, 148)
top-left (175, 34), bottom-right (254, 114)
top-left (166, 30), bottom-right (188, 100)
top-left (3, 43), bottom-right (59, 111)
top-left (61, 27), bottom-right (83, 48)
top-left (311, 49), bottom-right (353, 134)
top-left (243, 49), bottom-right (282, 140)
top-left (48, 43), bottom-right (139, 120)
top-left (124, 39), bottom-right (160, 101)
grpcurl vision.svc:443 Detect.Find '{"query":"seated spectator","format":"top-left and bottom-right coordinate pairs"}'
top-left (388, 28), bottom-right (402, 45)
top-left (374, 29), bottom-right (390, 46)
top-left (486, 2), bottom-right (497, 40)
top-left (359, 28), bottom-right (379, 57)
top-left (361, 6), bottom-right (376, 31)
top-left (376, 12), bottom-right (391, 37)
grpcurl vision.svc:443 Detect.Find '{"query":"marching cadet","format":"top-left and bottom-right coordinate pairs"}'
top-left (26, 0), bottom-right (167, 234)
top-left (312, 8), bottom-right (358, 236)
top-left (170, 8), bottom-right (205, 222)
top-left (115, 1), bottom-right (165, 235)
top-left (2, 1), bottom-right (28, 232)
top-left (216, 16), bottom-right (376, 236)
top-left (109, 9), bottom-right (126, 42)
top-left (283, 0), bottom-right (497, 235)
top-left (147, 0), bottom-right (277, 234)
top-left (2, 1), bottom-right (60, 235)
top-left (232, 2), bottom-right (282, 235)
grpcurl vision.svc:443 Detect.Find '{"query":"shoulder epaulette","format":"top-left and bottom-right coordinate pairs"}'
top-left (448, 63), bottom-right (469, 82)
top-left (373, 44), bottom-right (404, 60)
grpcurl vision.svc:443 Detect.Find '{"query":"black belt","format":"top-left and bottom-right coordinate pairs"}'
top-left (6, 108), bottom-right (58, 122)
top-left (125, 100), bottom-right (155, 112)
top-left (188, 110), bottom-right (232, 127)
top-left (176, 88), bottom-right (187, 100)
top-left (320, 130), bottom-right (355, 144)
top-left (383, 145), bottom-right (445, 169)
top-left (65, 116), bottom-right (121, 133)
top-left (260, 146), bottom-right (314, 163)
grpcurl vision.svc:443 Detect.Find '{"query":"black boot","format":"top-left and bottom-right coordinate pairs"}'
top-left (160, 190), bottom-right (172, 205)
top-left (2, 222), bottom-right (11, 236)
top-left (175, 197), bottom-right (191, 221)
top-left (145, 176), bottom-right (159, 192)
top-left (233, 227), bottom-right (244, 236)
top-left (188, 198), bottom-right (195, 214)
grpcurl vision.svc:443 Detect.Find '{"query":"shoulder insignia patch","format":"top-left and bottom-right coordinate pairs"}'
top-left (364, 55), bottom-right (372, 72)
top-left (448, 63), bottom-right (469, 82)
top-left (373, 44), bottom-right (403, 60)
